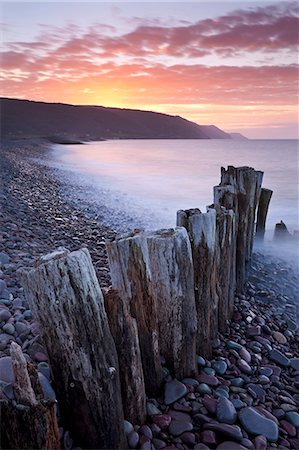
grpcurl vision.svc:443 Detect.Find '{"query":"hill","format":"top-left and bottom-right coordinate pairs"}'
top-left (1, 97), bottom-right (233, 141)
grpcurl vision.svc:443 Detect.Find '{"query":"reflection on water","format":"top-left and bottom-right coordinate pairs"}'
top-left (51, 139), bottom-right (299, 234)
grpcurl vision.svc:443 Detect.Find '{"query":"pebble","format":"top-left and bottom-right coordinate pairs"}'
top-left (239, 348), bottom-right (251, 364)
top-left (201, 430), bottom-right (217, 445)
top-left (290, 358), bottom-right (299, 370)
top-left (127, 430), bottom-right (139, 449)
top-left (152, 438), bottom-right (166, 449)
top-left (285, 411), bottom-right (299, 427)
top-left (269, 349), bottom-right (290, 367)
top-left (280, 419), bottom-right (297, 436)
top-left (216, 443), bottom-right (248, 450)
top-left (124, 420), bottom-right (133, 435)
top-left (2, 323), bottom-right (15, 335)
top-left (197, 383), bottom-right (212, 395)
top-left (147, 403), bottom-right (161, 416)
top-left (212, 360), bottom-right (228, 375)
top-left (237, 359), bottom-right (252, 374)
top-left (254, 435), bottom-right (267, 450)
top-left (15, 322), bottom-right (30, 337)
top-left (273, 331), bottom-right (287, 344)
top-left (0, 309), bottom-right (11, 322)
top-left (194, 445), bottom-right (210, 450)
top-left (38, 372), bottom-right (56, 401)
top-left (0, 280), bottom-right (6, 295)
top-left (152, 414), bottom-right (171, 429)
top-left (238, 407), bottom-right (279, 441)
top-left (0, 356), bottom-right (15, 383)
top-left (169, 420), bottom-right (193, 436)
top-left (197, 373), bottom-right (219, 387)
top-left (0, 253), bottom-right (10, 265)
top-left (182, 378), bottom-right (199, 387)
top-left (216, 397), bottom-right (237, 424)
top-left (164, 379), bottom-right (187, 405)
top-left (197, 356), bottom-right (206, 367)
top-left (204, 423), bottom-right (243, 440)
top-left (139, 425), bottom-right (152, 439)
top-left (226, 340), bottom-right (243, 350)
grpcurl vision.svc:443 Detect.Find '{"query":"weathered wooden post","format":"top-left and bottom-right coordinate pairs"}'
top-left (106, 228), bottom-right (198, 382)
top-left (1, 342), bottom-right (60, 450)
top-left (256, 188), bottom-right (273, 240)
top-left (104, 288), bottom-right (146, 424)
top-left (217, 166), bottom-right (263, 291)
top-left (106, 231), bottom-right (163, 396)
top-left (177, 208), bottom-right (217, 358)
top-left (21, 248), bottom-right (127, 450)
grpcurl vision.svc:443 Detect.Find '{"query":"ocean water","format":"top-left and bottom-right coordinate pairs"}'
top-left (49, 139), bottom-right (299, 237)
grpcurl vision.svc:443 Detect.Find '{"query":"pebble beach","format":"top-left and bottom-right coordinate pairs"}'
top-left (0, 140), bottom-right (298, 450)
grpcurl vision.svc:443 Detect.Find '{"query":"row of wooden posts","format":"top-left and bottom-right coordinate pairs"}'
top-left (2, 166), bottom-right (273, 450)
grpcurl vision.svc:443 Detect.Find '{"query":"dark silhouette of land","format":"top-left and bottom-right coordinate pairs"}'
top-left (1, 97), bottom-right (245, 142)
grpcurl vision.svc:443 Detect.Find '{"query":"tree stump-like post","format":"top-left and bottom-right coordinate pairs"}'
top-left (218, 166), bottom-right (263, 291)
top-left (177, 208), bottom-right (217, 358)
top-left (104, 288), bottom-right (146, 425)
top-left (211, 204), bottom-right (236, 332)
top-left (21, 248), bottom-right (127, 450)
top-left (1, 342), bottom-right (60, 450)
top-left (256, 188), bottom-right (273, 240)
top-left (146, 228), bottom-right (198, 378)
top-left (106, 231), bottom-right (163, 396)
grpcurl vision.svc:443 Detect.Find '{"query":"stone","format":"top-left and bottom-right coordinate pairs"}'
top-left (124, 420), bottom-right (134, 435)
top-left (290, 358), bottom-right (299, 371)
top-left (164, 379), bottom-right (187, 405)
top-left (201, 430), bottom-right (217, 445)
top-left (169, 420), bottom-right (193, 437)
top-left (15, 322), bottom-right (30, 337)
top-left (226, 340), bottom-right (243, 350)
top-left (246, 325), bottom-right (261, 336)
top-left (216, 443), bottom-right (248, 450)
top-left (152, 414), bottom-right (171, 429)
top-left (259, 366), bottom-right (273, 377)
top-left (2, 323), bottom-right (15, 335)
top-left (285, 411), bottom-right (299, 427)
top-left (37, 362), bottom-right (51, 380)
top-left (212, 360), bottom-right (227, 375)
top-left (38, 372), bottom-right (56, 401)
top-left (34, 351), bottom-right (48, 362)
top-left (197, 383), bottom-right (212, 395)
top-left (217, 397), bottom-right (237, 424)
top-left (247, 384), bottom-right (265, 402)
top-left (0, 280), bottom-right (6, 295)
top-left (231, 377), bottom-right (244, 387)
top-left (203, 367), bottom-right (216, 376)
top-left (168, 410), bottom-right (191, 422)
top-left (182, 378), bottom-right (199, 387)
top-left (197, 356), bottom-right (206, 367)
top-left (0, 309), bottom-right (11, 322)
top-left (0, 253), bottom-right (9, 265)
top-left (23, 310), bottom-right (33, 320)
top-left (139, 425), bottom-right (153, 439)
top-left (128, 430), bottom-right (139, 449)
top-left (231, 399), bottom-right (244, 410)
top-left (152, 438), bottom-right (166, 449)
top-left (273, 331), bottom-right (287, 344)
top-left (197, 373), bottom-right (219, 387)
top-left (254, 435), bottom-right (267, 450)
top-left (237, 359), bottom-right (252, 374)
top-left (239, 348), bottom-right (251, 364)
top-left (238, 407), bottom-right (279, 441)
top-left (180, 432), bottom-right (196, 445)
top-left (269, 349), bottom-right (290, 367)
top-left (280, 420), bottom-right (296, 436)
top-left (194, 445), bottom-right (210, 450)
top-left (0, 356), bottom-right (15, 383)
top-left (205, 423), bottom-right (243, 440)
top-left (202, 396), bottom-right (217, 415)
top-left (147, 403), bottom-right (161, 416)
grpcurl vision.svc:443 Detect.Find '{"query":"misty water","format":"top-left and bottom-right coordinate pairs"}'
top-left (50, 139), bottom-right (298, 234)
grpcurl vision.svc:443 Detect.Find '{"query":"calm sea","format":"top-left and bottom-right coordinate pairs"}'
top-left (50, 139), bottom-right (299, 236)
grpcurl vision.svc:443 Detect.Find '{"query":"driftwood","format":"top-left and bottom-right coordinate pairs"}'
top-left (256, 188), bottom-right (273, 240)
top-left (211, 205), bottom-right (236, 332)
top-left (217, 166), bottom-right (263, 291)
top-left (21, 248), bottom-right (127, 450)
top-left (104, 288), bottom-right (146, 424)
top-left (106, 231), bottom-right (163, 396)
top-left (177, 209), bottom-right (217, 358)
top-left (146, 228), bottom-right (197, 378)
top-left (1, 342), bottom-right (60, 450)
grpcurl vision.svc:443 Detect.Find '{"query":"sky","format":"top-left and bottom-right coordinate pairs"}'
top-left (1, 1), bottom-right (298, 138)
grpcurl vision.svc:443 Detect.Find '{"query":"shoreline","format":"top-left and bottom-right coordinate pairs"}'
top-left (0, 139), bottom-right (298, 450)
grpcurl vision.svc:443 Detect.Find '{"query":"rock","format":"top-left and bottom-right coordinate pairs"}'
top-left (226, 340), bottom-right (242, 350)
top-left (168, 410), bottom-right (191, 422)
top-left (164, 379), bottom-right (187, 405)
top-left (152, 414), bottom-right (171, 429)
top-left (147, 403), bottom-right (161, 416)
top-left (34, 351), bottom-right (48, 362)
top-left (246, 326), bottom-right (261, 336)
top-left (290, 358), bottom-right (299, 371)
top-left (152, 438), bottom-right (166, 449)
top-left (215, 387), bottom-right (229, 398)
top-left (273, 331), bottom-right (287, 344)
top-left (0, 356), bottom-right (15, 383)
top-left (0, 280), bottom-right (6, 295)
top-left (238, 407), bottom-right (278, 441)
top-left (180, 432), bottom-right (196, 445)
top-left (15, 322), bottom-right (30, 337)
top-left (216, 443), bottom-right (248, 450)
top-left (239, 348), bottom-right (251, 364)
top-left (197, 373), bottom-right (219, 387)
top-left (169, 420), bottom-right (193, 437)
top-left (0, 253), bottom-right (10, 265)
top-left (203, 367), bottom-right (216, 376)
top-left (194, 445), bottom-right (210, 450)
top-left (280, 419), bottom-right (296, 436)
top-left (285, 411), bottom-right (299, 427)
top-left (205, 423), bottom-right (243, 440)
top-left (128, 430), bottom-right (139, 449)
top-left (247, 384), bottom-right (265, 402)
top-left (231, 399), bottom-right (244, 410)
top-left (269, 349), bottom-right (290, 367)
top-left (139, 425), bottom-right (153, 439)
top-left (197, 383), bottom-right (212, 395)
top-left (202, 396), bottom-right (217, 415)
top-left (2, 323), bottom-right (15, 335)
top-left (237, 359), bottom-right (252, 374)
top-left (23, 310), bottom-right (33, 320)
top-left (217, 397), bottom-right (237, 424)
top-left (254, 435), bottom-right (267, 450)
top-left (197, 356), bottom-right (206, 367)
top-left (212, 360), bottom-right (227, 375)
top-left (231, 377), bottom-right (244, 387)
top-left (201, 430), bottom-right (217, 445)
top-left (124, 420), bottom-right (134, 435)
top-left (37, 362), bottom-right (51, 380)
top-left (0, 309), bottom-right (11, 322)
top-left (182, 378), bottom-right (199, 387)
top-left (38, 372), bottom-right (56, 401)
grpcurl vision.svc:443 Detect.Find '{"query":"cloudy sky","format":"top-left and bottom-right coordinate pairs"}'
top-left (1, 1), bottom-right (298, 138)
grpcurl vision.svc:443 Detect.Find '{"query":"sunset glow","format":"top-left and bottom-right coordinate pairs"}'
top-left (1, 1), bottom-right (298, 138)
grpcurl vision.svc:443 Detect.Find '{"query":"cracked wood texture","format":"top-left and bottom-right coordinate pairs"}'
top-left (106, 231), bottom-right (163, 396)
top-left (21, 248), bottom-right (127, 450)
top-left (256, 188), bottom-right (273, 240)
top-left (218, 166), bottom-right (263, 292)
top-left (104, 288), bottom-right (146, 425)
top-left (1, 342), bottom-right (60, 450)
top-left (177, 209), bottom-right (217, 358)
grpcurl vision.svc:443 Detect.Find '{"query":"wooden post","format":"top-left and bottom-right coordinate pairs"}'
top-left (146, 228), bottom-right (198, 378)
top-left (21, 248), bottom-right (127, 450)
top-left (1, 342), bottom-right (60, 450)
top-left (106, 231), bottom-right (163, 396)
top-left (256, 188), bottom-right (273, 240)
top-left (211, 204), bottom-right (236, 332)
top-left (217, 166), bottom-right (263, 291)
top-left (104, 288), bottom-right (146, 425)
top-left (177, 208), bottom-right (217, 358)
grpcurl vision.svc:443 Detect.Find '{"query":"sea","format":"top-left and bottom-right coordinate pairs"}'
top-left (49, 139), bottom-right (299, 240)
